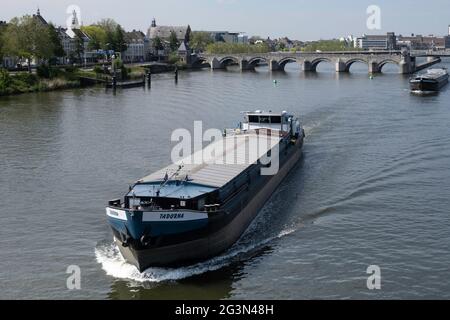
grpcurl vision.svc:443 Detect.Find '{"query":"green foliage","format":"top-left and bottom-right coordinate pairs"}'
top-left (206, 42), bottom-right (270, 54)
top-left (36, 64), bottom-right (62, 79)
top-left (120, 66), bottom-right (129, 80)
top-left (153, 36), bottom-right (163, 51)
top-left (37, 64), bottom-right (50, 78)
top-left (97, 19), bottom-right (118, 33)
top-left (169, 31), bottom-right (179, 53)
top-left (64, 65), bottom-right (78, 73)
top-left (73, 32), bottom-right (85, 62)
top-left (2, 15), bottom-right (55, 69)
top-left (301, 40), bottom-right (352, 52)
top-left (13, 72), bottom-right (38, 85)
top-left (83, 19), bottom-right (127, 53)
top-left (114, 25), bottom-right (127, 53)
top-left (0, 68), bottom-right (12, 92)
top-left (48, 23), bottom-right (65, 59)
top-left (112, 57), bottom-right (123, 71)
top-left (168, 52), bottom-right (180, 64)
top-left (81, 25), bottom-right (107, 51)
top-left (0, 25), bottom-right (5, 60)
top-left (93, 65), bottom-right (103, 74)
top-left (0, 68), bottom-right (41, 95)
top-left (190, 32), bottom-right (213, 52)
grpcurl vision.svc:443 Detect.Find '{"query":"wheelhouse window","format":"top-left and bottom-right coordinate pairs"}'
top-left (248, 115), bottom-right (282, 124)
top-left (248, 115), bottom-right (259, 123)
top-left (270, 116), bottom-right (281, 124)
top-left (259, 116), bottom-right (270, 123)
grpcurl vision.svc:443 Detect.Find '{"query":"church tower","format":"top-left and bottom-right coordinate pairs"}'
top-left (71, 9), bottom-right (80, 29)
top-left (151, 18), bottom-right (156, 28)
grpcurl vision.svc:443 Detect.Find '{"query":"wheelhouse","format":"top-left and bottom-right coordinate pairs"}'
top-left (242, 110), bottom-right (301, 138)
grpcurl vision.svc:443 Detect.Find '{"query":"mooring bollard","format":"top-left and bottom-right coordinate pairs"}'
top-left (112, 75), bottom-right (117, 90)
top-left (174, 67), bottom-right (178, 83)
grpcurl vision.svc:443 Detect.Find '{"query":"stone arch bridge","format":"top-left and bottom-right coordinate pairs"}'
top-left (194, 51), bottom-right (420, 74)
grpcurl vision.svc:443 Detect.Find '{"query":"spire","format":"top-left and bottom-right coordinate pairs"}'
top-left (151, 18), bottom-right (156, 28)
top-left (71, 9), bottom-right (79, 28)
top-left (37, 7), bottom-right (41, 16)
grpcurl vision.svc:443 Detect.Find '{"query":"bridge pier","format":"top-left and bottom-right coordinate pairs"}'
top-left (211, 58), bottom-right (225, 70)
top-left (369, 61), bottom-right (381, 74)
top-left (335, 59), bottom-right (347, 72)
top-left (398, 61), bottom-right (410, 74)
top-left (269, 59), bottom-right (282, 71)
top-left (240, 59), bottom-right (254, 71)
top-left (302, 60), bottom-right (313, 72)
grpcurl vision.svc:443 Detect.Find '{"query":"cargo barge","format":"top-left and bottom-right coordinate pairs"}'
top-left (410, 68), bottom-right (448, 93)
top-left (106, 111), bottom-right (305, 272)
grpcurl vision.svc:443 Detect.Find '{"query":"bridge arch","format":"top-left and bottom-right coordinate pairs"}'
top-left (311, 58), bottom-right (333, 71)
top-left (248, 57), bottom-right (268, 67)
top-left (344, 58), bottom-right (369, 72)
top-left (378, 59), bottom-right (400, 72)
top-left (278, 57), bottom-right (298, 70)
top-left (219, 56), bottom-right (240, 67)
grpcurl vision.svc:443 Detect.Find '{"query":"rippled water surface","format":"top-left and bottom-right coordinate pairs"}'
top-left (1, 61), bottom-right (450, 299)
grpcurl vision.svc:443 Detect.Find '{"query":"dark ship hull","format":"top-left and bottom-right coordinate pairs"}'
top-left (115, 138), bottom-right (303, 271)
top-left (410, 69), bottom-right (449, 93)
top-left (106, 111), bottom-right (305, 272)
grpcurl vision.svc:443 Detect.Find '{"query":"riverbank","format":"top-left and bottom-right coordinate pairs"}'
top-left (0, 68), bottom-right (82, 96)
top-left (0, 62), bottom-right (189, 97)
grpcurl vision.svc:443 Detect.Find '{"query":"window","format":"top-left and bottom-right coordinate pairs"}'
top-left (259, 116), bottom-right (270, 123)
top-left (248, 115), bottom-right (259, 123)
top-left (270, 116), bottom-right (281, 124)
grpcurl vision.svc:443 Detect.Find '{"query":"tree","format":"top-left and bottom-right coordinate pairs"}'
top-left (114, 25), bottom-right (127, 53)
top-left (86, 20), bottom-right (127, 55)
top-left (0, 23), bottom-right (6, 62)
top-left (185, 25), bottom-right (191, 44)
top-left (301, 40), bottom-right (349, 52)
top-left (153, 36), bottom-right (163, 51)
top-left (2, 15), bottom-right (54, 72)
top-left (190, 32), bottom-right (213, 52)
top-left (73, 31), bottom-right (85, 63)
top-left (97, 18), bottom-right (118, 33)
top-left (97, 19), bottom-right (119, 52)
top-left (275, 42), bottom-right (286, 52)
top-left (81, 25), bottom-right (107, 51)
top-left (169, 30), bottom-right (179, 53)
top-left (48, 23), bottom-right (65, 64)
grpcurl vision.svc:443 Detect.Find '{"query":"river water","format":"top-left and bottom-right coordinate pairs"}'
top-left (1, 60), bottom-right (450, 299)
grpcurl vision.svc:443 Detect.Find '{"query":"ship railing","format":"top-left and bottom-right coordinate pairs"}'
top-left (223, 128), bottom-right (245, 136)
top-left (108, 199), bottom-right (121, 208)
top-left (223, 128), bottom-right (287, 137)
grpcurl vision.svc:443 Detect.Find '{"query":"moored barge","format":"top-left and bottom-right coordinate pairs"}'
top-left (410, 68), bottom-right (449, 93)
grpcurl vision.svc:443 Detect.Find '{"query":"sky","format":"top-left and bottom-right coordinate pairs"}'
top-left (1, 0), bottom-right (450, 40)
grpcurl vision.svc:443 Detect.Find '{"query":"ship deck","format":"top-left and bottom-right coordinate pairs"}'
top-left (139, 130), bottom-right (284, 188)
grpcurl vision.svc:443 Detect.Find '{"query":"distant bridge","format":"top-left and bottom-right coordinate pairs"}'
top-left (194, 50), bottom-right (441, 74)
top-left (411, 50), bottom-right (450, 57)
